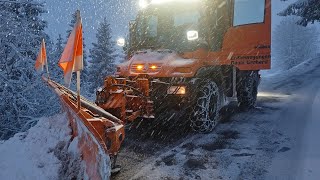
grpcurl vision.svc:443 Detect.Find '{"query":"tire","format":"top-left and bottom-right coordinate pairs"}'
top-left (190, 79), bottom-right (220, 133)
top-left (237, 71), bottom-right (260, 110)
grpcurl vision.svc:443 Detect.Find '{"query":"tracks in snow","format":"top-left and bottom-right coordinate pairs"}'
top-left (113, 94), bottom-right (291, 180)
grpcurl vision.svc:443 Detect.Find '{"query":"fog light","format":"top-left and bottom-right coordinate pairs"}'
top-left (167, 86), bottom-right (186, 95)
top-left (150, 65), bottom-right (157, 70)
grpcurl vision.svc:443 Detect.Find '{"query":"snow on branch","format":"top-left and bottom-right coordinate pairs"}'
top-left (279, 0), bottom-right (320, 26)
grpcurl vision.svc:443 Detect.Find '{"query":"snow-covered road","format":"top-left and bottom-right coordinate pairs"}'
top-left (266, 86), bottom-right (320, 180)
top-left (114, 57), bottom-right (320, 180)
top-left (1, 57), bottom-right (319, 180)
top-left (265, 58), bottom-right (320, 180)
top-left (301, 90), bottom-right (320, 179)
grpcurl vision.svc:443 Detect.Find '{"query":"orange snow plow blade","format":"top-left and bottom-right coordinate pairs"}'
top-left (43, 77), bottom-right (125, 179)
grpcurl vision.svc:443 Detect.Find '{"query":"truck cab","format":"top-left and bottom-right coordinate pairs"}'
top-left (117, 0), bottom-right (270, 77)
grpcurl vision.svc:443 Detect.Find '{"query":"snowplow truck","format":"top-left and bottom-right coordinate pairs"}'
top-left (96, 0), bottom-right (271, 133)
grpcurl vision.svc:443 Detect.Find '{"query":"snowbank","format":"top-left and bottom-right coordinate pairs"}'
top-left (263, 57), bottom-right (320, 78)
top-left (0, 113), bottom-right (71, 180)
top-left (261, 57), bottom-right (320, 91)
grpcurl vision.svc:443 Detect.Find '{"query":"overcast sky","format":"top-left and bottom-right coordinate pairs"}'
top-left (37, 0), bottom-right (138, 48)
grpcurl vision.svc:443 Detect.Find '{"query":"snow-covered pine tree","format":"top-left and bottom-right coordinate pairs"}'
top-left (0, 0), bottom-right (59, 139)
top-left (48, 34), bottom-right (64, 82)
top-left (273, 17), bottom-right (318, 71)
top-left (280, 0), bottom-right (320, 26)
top-left (56, 34), bottom-right (64, 54)
top-left (88, 18), bottom-right (116, 92)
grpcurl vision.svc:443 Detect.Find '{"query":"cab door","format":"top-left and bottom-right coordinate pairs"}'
top-left (210, 0), bottom-right (271, 70)
top-left (230, 0), bottom-right (271, 70)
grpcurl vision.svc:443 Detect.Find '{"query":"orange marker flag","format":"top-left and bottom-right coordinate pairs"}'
top-left (35, 39), bottom-right (48, 73)
top-left (58, 10), bottom-right (83, 86)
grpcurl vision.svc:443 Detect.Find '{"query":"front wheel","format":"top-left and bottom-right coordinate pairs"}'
top-left (190, 79), bottom-right (221, 133)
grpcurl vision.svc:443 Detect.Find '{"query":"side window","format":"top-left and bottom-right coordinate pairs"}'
top-left (233, 0), bottom-right (265, 26)
top-left (173, 11), bottom-right (200, 27)
top-left (136, 17), bottom-right (144, 39)
top-left (129, 20), bottom-right (136, 47)
top-left (146, 15), bottom-right (158, 37)
top-left (208, 0), bottom-right (231, 51)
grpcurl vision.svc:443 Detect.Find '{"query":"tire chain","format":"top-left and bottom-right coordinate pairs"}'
top-left (190, 80), bottom-right (220, 132)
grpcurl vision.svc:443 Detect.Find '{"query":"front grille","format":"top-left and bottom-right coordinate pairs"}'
top-left (130, 63), bottom-right (163, 74)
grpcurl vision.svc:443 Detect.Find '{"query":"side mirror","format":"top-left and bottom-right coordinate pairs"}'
top-left (187, 30), bottom-right (199, 41)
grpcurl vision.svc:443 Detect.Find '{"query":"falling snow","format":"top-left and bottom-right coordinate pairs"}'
top-left (0, 0), bottom-right (320, 179)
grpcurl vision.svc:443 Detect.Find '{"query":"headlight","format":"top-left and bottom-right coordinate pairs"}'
top-left (150, 65), bottom-right (157, 70)
top-left (167, 86), bottom-right (186, 95)
top-left (152, 0), bottom-right (201, 4)
top-left (187, 30), bottom-right (199, 41)
top-left (136, 65), bottom-right (144, 70)
top-left (139, 0), bottom-right (149, 8)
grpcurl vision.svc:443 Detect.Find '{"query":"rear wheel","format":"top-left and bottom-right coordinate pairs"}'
top-left (190, 79), bottom-right (220, 133)
top-left (237, 71), bottom-right (260, 110)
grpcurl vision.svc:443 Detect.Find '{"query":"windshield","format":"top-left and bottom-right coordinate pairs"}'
top-left (135, 4), bottom-right (203, 52)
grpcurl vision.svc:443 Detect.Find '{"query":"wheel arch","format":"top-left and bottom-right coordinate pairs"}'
top-left (194, 65), bottom-right (236, 97)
